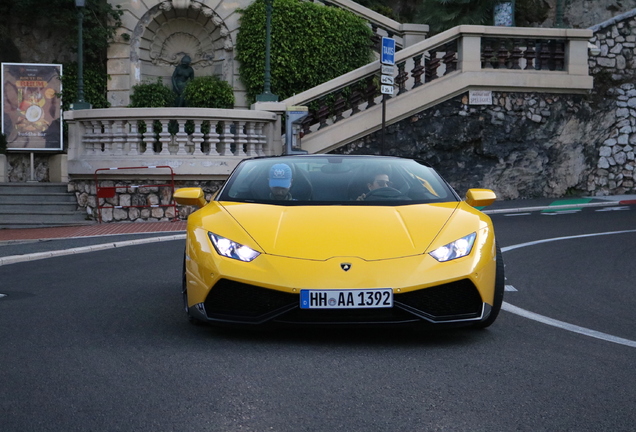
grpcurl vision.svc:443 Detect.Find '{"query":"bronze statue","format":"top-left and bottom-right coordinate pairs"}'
top-left (172, 55), bottom-right (194, 107)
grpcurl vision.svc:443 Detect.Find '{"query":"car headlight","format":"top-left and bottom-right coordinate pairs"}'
top-left (208, 232), bottom-right (260, 262)
top-left (429, 232), bottom-right (476, 262)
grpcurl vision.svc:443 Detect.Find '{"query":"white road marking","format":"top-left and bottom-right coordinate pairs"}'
top-left (502, 303), bottom-right (636, 348)
top-left (502, 229), bottom-right (636, 348)
top-left (504, 285), bottom-right (517, 292)
top-left (595, 206), bottom-right (630, 212)
top-left (0, 234), bottom-right (186, 267)
top-left (504, 213), bottom-right (532, 217)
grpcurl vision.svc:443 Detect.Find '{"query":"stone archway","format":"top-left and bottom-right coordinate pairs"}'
top-left (107, 0), bottom-right (247, 108)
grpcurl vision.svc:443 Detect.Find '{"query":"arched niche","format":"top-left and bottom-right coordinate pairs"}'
top-left (130, 1), bottom-right (234, 92)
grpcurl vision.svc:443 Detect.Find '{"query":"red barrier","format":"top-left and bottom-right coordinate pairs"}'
top-left (94, 165), bottom-right (179, 223)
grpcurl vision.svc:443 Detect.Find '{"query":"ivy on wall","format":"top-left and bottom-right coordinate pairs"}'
top-left (236, 0), bottom-right (373, 104)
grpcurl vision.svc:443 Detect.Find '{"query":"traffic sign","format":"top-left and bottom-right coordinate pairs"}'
top-left (381, 85), bottom-right (393, 95)
top-left (381, 64), bottom-right (394, 75)
top-left (381, 37), bottom-right (395, 65)
top-left (381, 75), bottom-right (394, 85)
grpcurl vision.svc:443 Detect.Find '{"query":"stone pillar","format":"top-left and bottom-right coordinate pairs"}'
top-left (0, 154), bottom-right (7, 182)
top-left (49, 154), bottom-right (68, 183)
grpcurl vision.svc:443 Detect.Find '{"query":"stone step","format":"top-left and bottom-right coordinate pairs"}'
top-left (0, 182), bottom-right (87, 229)
top-left (0, 193), bottom-right (77, 204)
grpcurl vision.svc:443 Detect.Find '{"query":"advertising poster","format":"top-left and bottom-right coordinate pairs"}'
top-left (1, 63), bottom-right (63, 151)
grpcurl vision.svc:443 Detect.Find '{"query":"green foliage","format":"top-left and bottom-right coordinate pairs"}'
top-left (236, 0), bottom-right (373, 103)
top-left (515, 0), bottom-right (550, 27)
top-left (129, 79), bottom-right (174, 108)
top-left (415, 0), bottom-right (496, 34)
top-left (183, 76), bottom-right (235, 108)
top-left (60, 62), bottom-right (110, 111)
top-left (0, 0), bottom-right (122, 65)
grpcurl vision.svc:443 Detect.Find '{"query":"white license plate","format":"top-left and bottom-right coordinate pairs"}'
top-left (300, 288), bottom-right (393, 309)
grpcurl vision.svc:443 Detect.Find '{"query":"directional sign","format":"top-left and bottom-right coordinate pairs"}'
top-left (381, 37), bottom-right (395, 65)
top-left (381, 85), bottom-right (393, 95)
top-left (381, 64), bottom-right (394, 75)
top-left (381, 75), bottom-right (394, 85)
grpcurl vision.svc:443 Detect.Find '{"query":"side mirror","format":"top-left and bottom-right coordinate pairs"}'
top-left (174, 187), bottom-right (207, 208)
top-left (465, 188), bottom-right (496, 208)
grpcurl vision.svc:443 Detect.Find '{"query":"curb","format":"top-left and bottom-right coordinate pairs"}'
top-left (483, 199), bottom-right (636, 215)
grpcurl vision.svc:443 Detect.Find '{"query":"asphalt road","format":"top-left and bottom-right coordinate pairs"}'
top-left (0, 205), bottom-right (635, 431)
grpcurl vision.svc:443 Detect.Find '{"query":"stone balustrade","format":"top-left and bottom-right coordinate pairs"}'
top-left (64, 107), bottom-right (281, 179)
top-left (260, 25), bottom-right (592, 154)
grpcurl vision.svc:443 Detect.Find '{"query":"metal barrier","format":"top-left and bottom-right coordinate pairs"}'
top-left (94, 165), bottom-right (179, 223)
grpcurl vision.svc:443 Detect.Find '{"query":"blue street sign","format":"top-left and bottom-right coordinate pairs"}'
top-left (381, 37), bottom-right (395, 65)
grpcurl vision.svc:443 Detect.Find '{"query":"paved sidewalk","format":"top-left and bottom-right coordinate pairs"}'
top-left (0, 220), bottom-right (186, 243)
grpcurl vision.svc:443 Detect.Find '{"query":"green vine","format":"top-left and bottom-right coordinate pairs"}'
top-left (236, 0), bottom-right (373, 104)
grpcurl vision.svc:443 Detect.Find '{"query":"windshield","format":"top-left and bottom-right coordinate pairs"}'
top-left (217, 155), bottom-right (458, 205)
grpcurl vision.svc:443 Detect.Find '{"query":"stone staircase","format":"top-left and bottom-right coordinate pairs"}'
top-left (0, 183), bottom-right (92, 229)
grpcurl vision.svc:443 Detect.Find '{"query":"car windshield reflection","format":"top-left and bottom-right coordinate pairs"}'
top-left (218, 155), bottom-right (458, 205)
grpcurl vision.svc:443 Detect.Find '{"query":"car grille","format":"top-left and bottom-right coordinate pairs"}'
top-left (204, 279), bottom-right (297, 320)
top-left (395, 279), bottom-right (483, 321)
top-left (203, 278), bottom-right (483, 324)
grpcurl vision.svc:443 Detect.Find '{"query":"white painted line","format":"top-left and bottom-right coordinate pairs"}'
top-left (502, 302), bottom-right (636, 348)
top-left (504, 285), bottom-right (517, 292)
top-left (0, 293), bottom-right (6, 299)
top-left (0, 234), bottom-right (186, 267)
top-left (504, 213), bottom-right (532, 217)
top-left (502, 229), bottom-right (636, 348)
top-left (484, 200), bottom-right (621, 215)
top-left (595, 206), bottom-right (630, 212)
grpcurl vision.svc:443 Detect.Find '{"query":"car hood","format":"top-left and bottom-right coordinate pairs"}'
top-left (218, 202), bottom-right (463, 261)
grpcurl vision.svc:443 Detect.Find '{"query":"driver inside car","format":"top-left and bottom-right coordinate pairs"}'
top-left (356, 173), bottom-right (391, 201)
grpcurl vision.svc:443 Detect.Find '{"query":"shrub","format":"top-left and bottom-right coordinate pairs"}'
top-left (236, 0), bottom-right (373, 103)
top-left (60, 62), bottom-right (110, 111)
top-left (129, 79), bottom-right (174, 108)
top-left (183, 76), bottom-right (235, 108)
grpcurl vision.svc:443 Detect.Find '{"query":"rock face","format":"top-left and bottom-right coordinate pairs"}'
top-left (333, 9), bottom-right (636, 200)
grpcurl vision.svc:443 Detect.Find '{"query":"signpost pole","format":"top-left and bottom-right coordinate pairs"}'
top-left (379, 37), bottom-right (395, 156)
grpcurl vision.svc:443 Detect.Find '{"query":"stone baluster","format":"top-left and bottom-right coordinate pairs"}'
top-left (333, 91), bottom-right (347, 122)
top-left (127, 120), bottom-right (141, 155)
top-left (175, 119), bottom-right (188, 155)
top-left (396, 61), bottom-right (408, 95)
top-left (365, 76), bottom-right (378, 108)
top-left (158, 119), bottom-right (172, 155)
top-left (142, 121), bottom-right (155, 155)
top-left (442, 42), bottom-right (457, 74)
top-left (112, 119), bottom-right (126, 156)
top-left (84, 120), bottom-right (99, 155)
top-left (554, 41), bottom-right (565, 71)
top-left (245, 121), bottom-right (258, 156)
top-left (348, 83), bottom-right (364, 115)
top-left (425, 49), bottom-right (440, 82)
top-left (316, 100), bottom-right (330, 130)
top-left (411, 54), bottom-right (424, 88)
top-left (497, 40), bottom-right (509, 69)
top-left (191, 120), bottom-right (204, 155)
top-left (301, 112), bottom-right (314, 136)
top-left (206, 121), bottom-right (220, 156)
top-left (539, 41), bottom-right (551, 70)
top-left (481, 39), bottom-right (495, 69)
top-left (510, 39), bottom-right (523, 69)
top-left (100, 120), bottom-right (113, 154)
top-left (523, 39), bottom-right (536, 70)
top-left (218, 121), bottom-right (234, 156)
top-left (256, 122), bottom-right (267, 156)
top-left (234, 121), bottom-right (247, 156)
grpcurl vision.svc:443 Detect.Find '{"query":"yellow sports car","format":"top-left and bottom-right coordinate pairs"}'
top-left (174, 155), bottom-right (503, 328)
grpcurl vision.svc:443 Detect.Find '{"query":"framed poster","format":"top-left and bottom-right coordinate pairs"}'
top-left (1, 63), bottom-right (63, 151)
top-left (494, 1), bottom-right (516, 27)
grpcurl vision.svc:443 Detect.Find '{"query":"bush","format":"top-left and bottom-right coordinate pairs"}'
top-left (183, 76), bottom-right (235, 108)
top-left (60, 62), bottom-right (110, 111)
top-left (236, 0), bottom-right (373, 103)
top-left (129, 79), bottom-right (174, 108)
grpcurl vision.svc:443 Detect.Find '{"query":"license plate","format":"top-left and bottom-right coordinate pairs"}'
top-left (300, 288), bottom-right (393, 309)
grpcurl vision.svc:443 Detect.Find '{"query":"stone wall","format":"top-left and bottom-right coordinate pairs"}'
top-left (69, 179), bottom-right (223, 222)
top-left (333, 9), bottom-right (636, 200)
